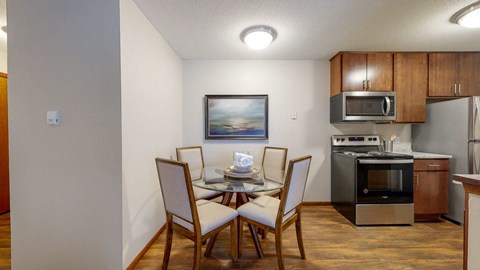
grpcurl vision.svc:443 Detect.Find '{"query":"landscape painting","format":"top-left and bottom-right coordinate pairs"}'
top-left (205, 95), bottom-right (268, 140)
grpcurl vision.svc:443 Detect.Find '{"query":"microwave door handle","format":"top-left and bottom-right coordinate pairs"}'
top-left (383, 96), bottom-right (391, 116)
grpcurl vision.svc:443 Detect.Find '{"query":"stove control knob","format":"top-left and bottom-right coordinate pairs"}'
top-left (341, 138), bottom-right (345, 142)
top-left (373, 138), bottom-right (377, 141)
top-left (368, 138), bottom-right (372, 141)
top-left (363, 188), bottom-right (369, 194)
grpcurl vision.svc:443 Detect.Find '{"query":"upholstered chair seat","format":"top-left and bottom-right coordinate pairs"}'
top-left (155, 158), bottom-right (238, 270)
top-left (237, 155), bottom-right (312, 270)
top-left (173, 199), bottom-right (238, 235)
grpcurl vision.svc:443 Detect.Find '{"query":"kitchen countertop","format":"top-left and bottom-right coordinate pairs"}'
top-left (452, 174), bottom-right (480, 187)
top-left (410, 151), bottom-right (453, 159)
top-left (393, 151), bottom-right (452, 159)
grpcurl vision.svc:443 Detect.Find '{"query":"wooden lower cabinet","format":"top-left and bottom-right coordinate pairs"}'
top-left (413, 159), bottom-right (449, 221)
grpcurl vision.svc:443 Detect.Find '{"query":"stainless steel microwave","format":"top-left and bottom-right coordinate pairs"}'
top-left (330, 91), bottom-right (396, 123)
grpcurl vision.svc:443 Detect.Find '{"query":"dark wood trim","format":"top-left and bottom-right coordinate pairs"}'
top-left (126, 224), bottom-right (166, 270)
top-left (302, 201), bottom-right (331, 206)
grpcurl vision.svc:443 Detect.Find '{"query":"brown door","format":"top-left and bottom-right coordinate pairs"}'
top-left (428, 53), bottom-right (457, 97)
top-left (394, 53), bottom-right (427, 123)
top-left (0, 73), bottom-right (9, 213)
top-left (414, 171), bottom-right (449, 215)
top-left (457, 53), bottom-right (480, 97)
top-left (367, 53), bottom-right (393, 91)
top-left (341, 53), bottom-right (367, 91)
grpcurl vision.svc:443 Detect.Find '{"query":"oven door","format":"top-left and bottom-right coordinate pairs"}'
top-left (356, 159), bottom-right (413, 204)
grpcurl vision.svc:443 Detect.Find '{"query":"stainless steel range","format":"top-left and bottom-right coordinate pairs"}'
top-left (331, 135), bottom-right (414, 225)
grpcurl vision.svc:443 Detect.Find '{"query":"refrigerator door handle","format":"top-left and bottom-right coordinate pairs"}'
top-left (474, 97), bottom-right (480, 140)
top-left (470, 142), bottom-right (480, 174)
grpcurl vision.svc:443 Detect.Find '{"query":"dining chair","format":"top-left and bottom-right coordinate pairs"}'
top-left (176, 146), bottom-right (224, 200)
top-left (237, 155), bottom-right (312, 270)
top-left (248, 146), bottom-right (288, 200)
top-left (155, 158), bottom-right (238, 270)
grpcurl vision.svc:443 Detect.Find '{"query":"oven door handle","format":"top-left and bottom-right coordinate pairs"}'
top-left (358, 159), bottom-right (414, 164)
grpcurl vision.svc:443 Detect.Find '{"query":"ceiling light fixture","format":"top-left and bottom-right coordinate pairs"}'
top-left (453, 1), bottom-right (480, 28)
top-left (240, 25), bottom-right (277, 50)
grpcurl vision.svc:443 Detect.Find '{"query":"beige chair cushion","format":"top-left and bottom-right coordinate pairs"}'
top-left (263, 148), bottom-right (287, 169)
top-left (284, 158), bottom-right (311, 214)
top-left (174, 199), bottom-right (238, 236)
top-left (237, 195), bottom-right (295, 228)
top-left (193, 186), bottom-right (222, 200)
top-left (248, 190), bottom-right (279, 198)
top-left (177, 148), bottom-right (203, 171)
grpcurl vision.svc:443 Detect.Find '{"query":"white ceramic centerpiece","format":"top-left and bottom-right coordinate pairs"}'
top-left (232, 152), bottom-right (254, 172)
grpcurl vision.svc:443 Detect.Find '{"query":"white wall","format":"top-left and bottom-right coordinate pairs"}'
top-left (184, 60), bottom-right (327, 201)
top-left (8, 1), bottom-right (123, 269)
top-left (120, 0), bottom-right (182, 267)
top-left (182, 60), bottom-right (411, 201)
top-left (0, 50), bottom-right (7, 73)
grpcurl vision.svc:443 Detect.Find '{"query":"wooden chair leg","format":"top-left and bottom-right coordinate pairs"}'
top-left (204, 233), bottom-right (218, 257)
top-left (295, 217), bottom-right (306, 259)
top-left (162, 218), bottom-right (173, 270)
top-left (275, 229), bottom-right (285, 270)
top-left (247, 223), bottom-right (264, 258)
top-left (231, 218), bottom-right (238, 261)
top-left (239, 219), bottom-right (243, 258)
top-left (193, 236), bottom-right (202, 270)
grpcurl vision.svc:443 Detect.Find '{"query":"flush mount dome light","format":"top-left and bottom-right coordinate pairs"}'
top-left (453, 1), bottom-right (480, 28)
top-left (240, 25), bottom-right (277, 50)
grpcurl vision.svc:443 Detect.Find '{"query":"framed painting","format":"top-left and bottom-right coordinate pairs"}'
top-left (205, 95), bottom-right (268, 140)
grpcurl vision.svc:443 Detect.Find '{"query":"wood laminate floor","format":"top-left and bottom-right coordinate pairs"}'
top-left (135, 206), bottom-right (463, 270)
top-left (0, 206), bottom-right (464, 270)
top-left (0, 213), bottom-right (10, 270)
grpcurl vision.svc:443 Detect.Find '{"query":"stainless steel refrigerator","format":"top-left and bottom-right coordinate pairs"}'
top-left (412, 97), bottom-right (480, 224)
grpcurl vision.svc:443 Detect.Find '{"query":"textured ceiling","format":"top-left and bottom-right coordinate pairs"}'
top-left (134, 0), bottom-right (480, 60)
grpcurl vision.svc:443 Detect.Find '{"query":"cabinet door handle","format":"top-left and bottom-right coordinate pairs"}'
top-left (367, 80), bottom-right (371, 90)
top-left (363, 80), bottom-right (367, 90)
top-left (458, 84), bottom-right (461, 95)
top-left (427, 164), bottom-right (440, 168)
top-left (454, 84), bottom-right (457, 95)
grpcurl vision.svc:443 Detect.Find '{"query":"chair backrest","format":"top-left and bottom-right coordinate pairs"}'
top-left (278, 156), bottom-right (312, 217)
top-left (176, 146), bottom-right (205, 171)
top-left (155, 158), bottom-right (198, 223)
top-left (262, 147), bottom-right (288, 170)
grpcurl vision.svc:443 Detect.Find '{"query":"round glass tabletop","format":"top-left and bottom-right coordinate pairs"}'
top-left (191, 165), bottom-right (284, 193)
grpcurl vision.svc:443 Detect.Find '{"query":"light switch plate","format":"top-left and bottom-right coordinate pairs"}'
top-left (47, 111), bottom-right (61, 126)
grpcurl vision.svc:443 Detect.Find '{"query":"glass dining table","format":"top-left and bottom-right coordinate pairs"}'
top-left (191, 165), bottom-right (284, 206)
top-left (190, 165), bottom-right (285, 258)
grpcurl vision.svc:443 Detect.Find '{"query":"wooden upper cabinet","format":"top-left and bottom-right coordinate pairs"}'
top-left (330, 52), bottom-right (393, 96)
top-left (428, 52), bottom-right (480, 97)
top-left (394, 53), bottom-right (428, 123)
top-left (367, 53), bottom-right (394, 91)
top-left (457, 53), bottom-right (480, 97)
top-left (341, 53), bottom-right (367, 91)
